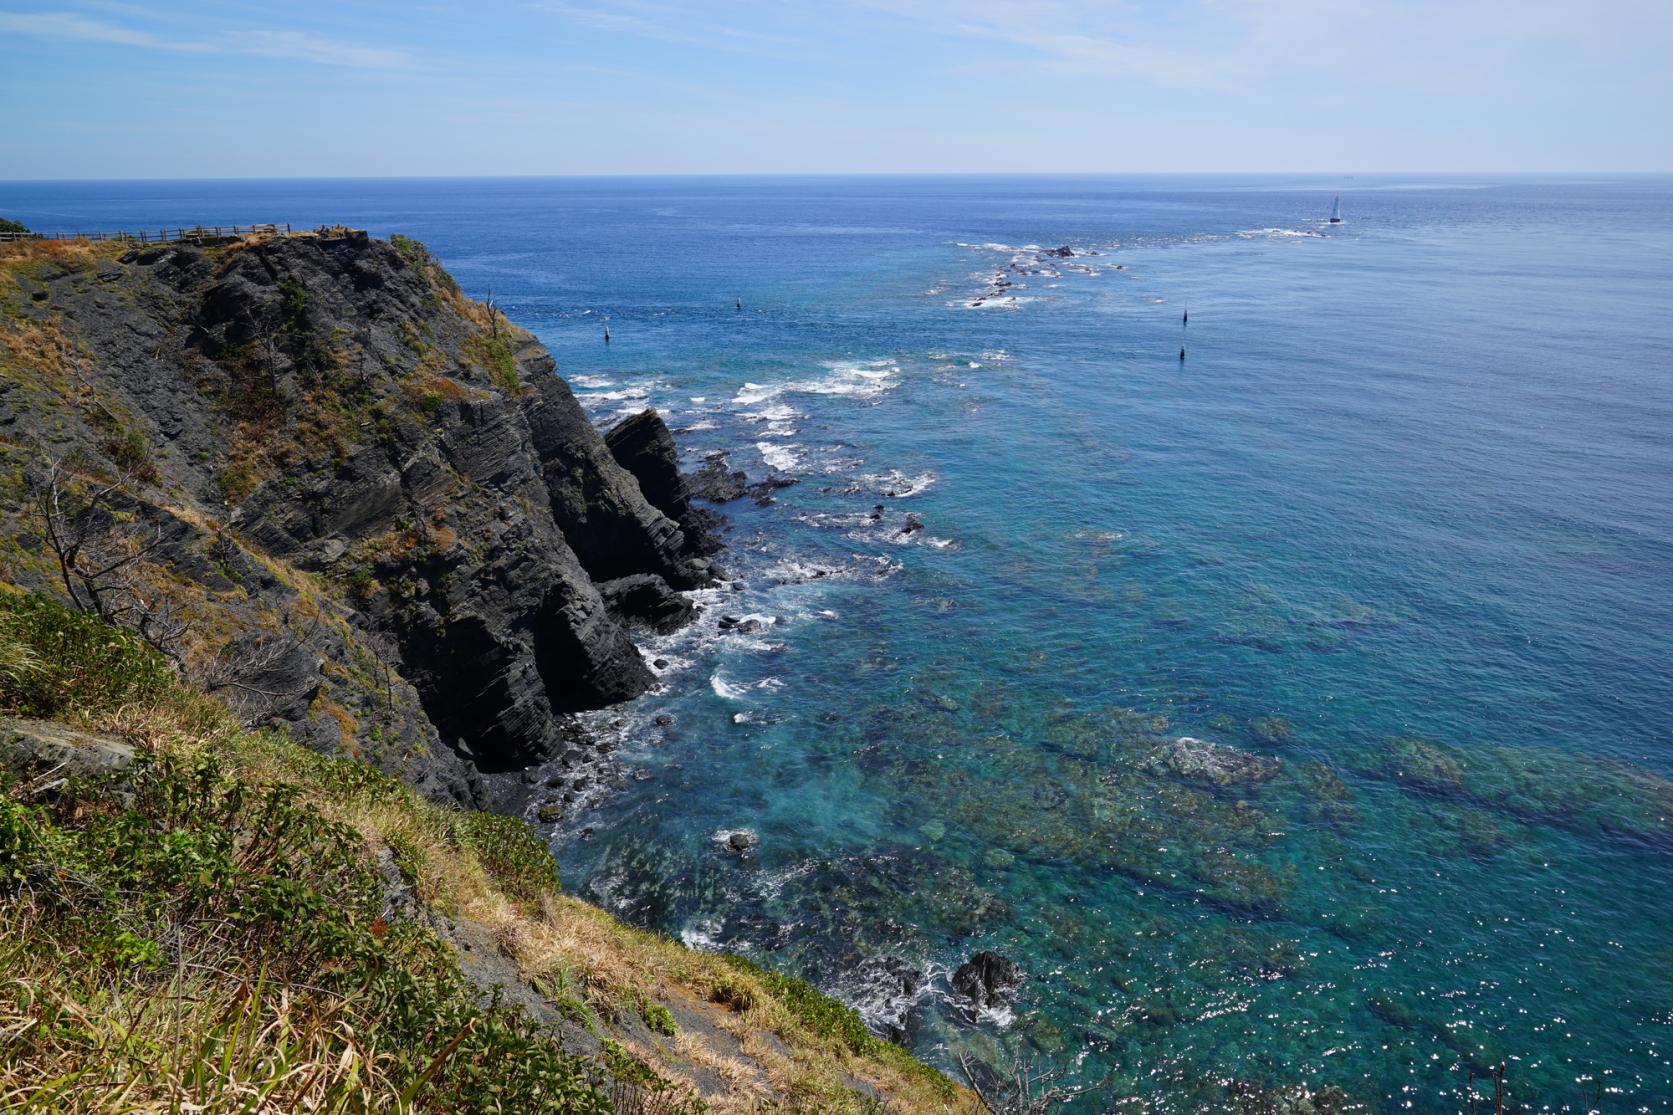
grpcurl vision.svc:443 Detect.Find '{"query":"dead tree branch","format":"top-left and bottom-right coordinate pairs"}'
top-left (958, 1052), bottom-right (1113, 1115)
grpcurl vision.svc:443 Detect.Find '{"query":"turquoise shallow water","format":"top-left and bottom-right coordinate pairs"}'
top-left (7, 175), bottom-right (1673, 1111)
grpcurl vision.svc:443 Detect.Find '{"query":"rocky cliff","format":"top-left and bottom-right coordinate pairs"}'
top-left (0, 230), bottom-right (714, 805)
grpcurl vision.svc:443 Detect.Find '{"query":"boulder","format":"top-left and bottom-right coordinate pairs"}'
top-left (849, 956), bottom-right (924, 1044)
top-left (952, 951), bottom-right (1023, 1009)
top-left (0, 718), bottom-right (134, 778)
top-left (596, 573), bottom-right (695, 633)
top-left (686, 454), bottom-right (749, 503)
top-left (748, 474), bottom-right (798, 506)
top-left (1147, 737), bottom-right (1279, 787)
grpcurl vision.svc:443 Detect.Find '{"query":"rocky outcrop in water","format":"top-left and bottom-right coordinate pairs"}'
top-left (0, 231), bottom-right (720, 803)
top-left (952, 951), bottom-right (1023, 1010)
top-left (685, 452), bottom-right (749, 503)
top-left (1147, 736), bottom-right (1280, 787)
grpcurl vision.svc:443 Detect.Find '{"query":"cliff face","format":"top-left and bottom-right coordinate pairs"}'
top-left (0, 232), bottom-right (713, 803)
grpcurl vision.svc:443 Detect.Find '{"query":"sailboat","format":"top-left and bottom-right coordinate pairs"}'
top-left (1328, 196), bottom-right (1343, 224)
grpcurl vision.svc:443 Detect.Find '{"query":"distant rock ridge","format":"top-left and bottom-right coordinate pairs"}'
top-left (0, 231), bottom-right (722, 804)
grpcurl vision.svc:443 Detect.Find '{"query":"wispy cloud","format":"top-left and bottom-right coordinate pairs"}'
top-left (851, 0), bottom-right (1236, 88)
top-left (0, 10), bottom-right (409, 68)
top-left (535, 1), bottom-right (807, 57)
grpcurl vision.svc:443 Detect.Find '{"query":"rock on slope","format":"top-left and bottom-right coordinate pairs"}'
top-left (0, 231), bottom-right (715, 804)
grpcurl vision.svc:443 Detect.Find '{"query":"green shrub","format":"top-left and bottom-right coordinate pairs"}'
top-left (453, 809), bottom-right (563, 908)
top-left (389, 234), bottom-right (463, 296)
top-left (390, 233), bottom-right (428, 266)
top-left (724, 955), bottom-right (874, 1053)
top-left (0, 591), bottom-right (176, 718)
top-left (464, 333), bottom-right (520, 394)
top-left (98, 426), bottom-right (159, 483)
top-left (722, 955), bottom-right (957, 1102)
top-left (641, 999), bottom-right (677, 1037)
top-left (0, 753), bottom-right (612, 1113)
top-left (0, 217), bottom-right (28, 236)
top-left (279, 279), bottom-right (328, 376)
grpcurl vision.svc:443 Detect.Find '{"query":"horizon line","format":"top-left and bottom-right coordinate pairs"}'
top-left (4, 169), bottom-right (1670, 186)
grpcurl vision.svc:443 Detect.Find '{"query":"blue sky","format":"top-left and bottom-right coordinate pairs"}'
top-left (2, 1), bottom-right (1670, 178)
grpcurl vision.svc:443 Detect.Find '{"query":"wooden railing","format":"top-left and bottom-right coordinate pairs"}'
top-left (0, 223), bottom-right (296, 245)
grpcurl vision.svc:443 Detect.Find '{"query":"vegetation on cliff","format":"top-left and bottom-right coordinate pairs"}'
top-left (0, 231), bottom-right (969, 1113)
top-left (0, 230), bottom-right (713, 806)
top-left (0, 590), bottom-right (964, 1112)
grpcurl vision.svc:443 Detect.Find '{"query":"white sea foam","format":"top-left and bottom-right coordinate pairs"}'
top-left (757, 442), bottom-right (801, 470)
top-left (954, 241), bottom-right (1042, 253)
top-left (1238, 227), bottom-right (1324, 239)
top-left (856, 469), bottom-right (936, 497)
top-left (730, 359), bottom-right (901, 420)
top-left (762, 558), bottom-right (841, 583)
top-left (679, 919), bottom-right (724, 951)
top-left (644, 650), bottom-right (692, 675)
top-left (742, 402), bottom-right (802, 437)
top-left (577, 388), bottom-right (649, 403)
top-left (848, 365), bottom-right (895, 380)
top-left (710, 674), bottom-right (747, 700)
top-left (754, 859), bottom-right (816, 900)
top-left (802, 358), bottom-right (900, 398)
top-left (734, 382), bottom-right (783, 405)
top-left (571, 375), bottom-right (614, 388)
top-left (710, 828), bottom-right (756, 850)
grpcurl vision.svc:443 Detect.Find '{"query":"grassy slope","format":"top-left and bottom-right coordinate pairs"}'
top-left (0, 589), bottom-right (969, 1113)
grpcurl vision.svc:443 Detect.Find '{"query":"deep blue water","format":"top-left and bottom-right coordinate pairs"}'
top-left (7, 175), bottom-right (1673, 1112)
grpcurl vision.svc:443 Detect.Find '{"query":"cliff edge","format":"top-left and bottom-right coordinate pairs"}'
top-left (0, 231), bottom-right (711, 804)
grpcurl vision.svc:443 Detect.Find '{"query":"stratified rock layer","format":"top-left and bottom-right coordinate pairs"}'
top-left (0, 232), bottom-right (716, 800)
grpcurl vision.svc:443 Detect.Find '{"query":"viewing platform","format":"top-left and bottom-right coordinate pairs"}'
top-left (0, 223), bottom-right (368, 246)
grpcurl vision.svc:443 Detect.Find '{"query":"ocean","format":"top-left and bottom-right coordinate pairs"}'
top-left (6, 174), bottom-right (1672, 1111)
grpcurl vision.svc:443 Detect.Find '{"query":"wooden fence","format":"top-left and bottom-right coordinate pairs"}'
top-left (0, 223), bottom-right (295, 245)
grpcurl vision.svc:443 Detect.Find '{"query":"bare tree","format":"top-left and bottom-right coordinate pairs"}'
top-left (958, 1052), bottom-right (1114, 1115)
top-left (31, 451), bottom-right (325, 724)
top-left (190, 611), bottom-right (321, 726)
top-left (32, 453), bottom-right (188, 659)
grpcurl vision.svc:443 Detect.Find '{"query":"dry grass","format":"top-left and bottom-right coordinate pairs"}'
top-left (0, 238), bottom-right (123, 270)
top-left (0, 941), bottom-right (408, 1114)
top-left (0, 633), bottom-right (972, 1114)
top-left (0, 315), bottom-right (79, 393)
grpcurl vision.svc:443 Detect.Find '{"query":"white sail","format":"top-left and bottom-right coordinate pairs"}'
top-left (1329, 195), bottom-right (1342, 222)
